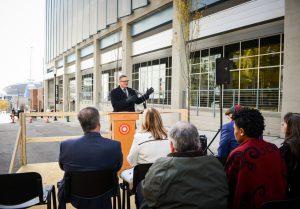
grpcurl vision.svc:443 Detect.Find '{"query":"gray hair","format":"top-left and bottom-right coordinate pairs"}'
top-left (168, 121), bottom-right (201, 152)
top-left (77, 107), bottom-right (99, 133)
top-left (119, 75), bottom-right (127, 80)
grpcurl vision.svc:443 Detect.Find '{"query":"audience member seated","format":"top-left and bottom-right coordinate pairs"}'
top-left (127, 108), bottom-right (169, 166)
top-left (280, 112), bottom-right (300, 198)
top-left (122, 108), bottom-right (169, 207)
top-left (217, 105), bottom-right (241, 165)
top-left (139, 121), bottom-right (229, 209)
top-left (225, 108), bottom-right (287, 209)
top-left (57, 107), bottom-right (123, 209)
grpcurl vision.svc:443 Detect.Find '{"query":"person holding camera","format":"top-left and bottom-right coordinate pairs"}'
top-left (110, 75), bottom-right (154, 112)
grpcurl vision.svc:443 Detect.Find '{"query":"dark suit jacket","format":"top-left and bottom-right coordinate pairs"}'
top-left (58, 132), bottom-right (123, 209)
top-left (110, 86), bottom-right (149, 112)
top-left (217, 121), bottom-right (239, 158)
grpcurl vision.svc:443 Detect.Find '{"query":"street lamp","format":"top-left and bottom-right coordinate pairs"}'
top-left (54, 69), bottom-right (58, 121)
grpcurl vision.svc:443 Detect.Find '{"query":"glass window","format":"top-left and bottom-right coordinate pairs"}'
top-left (260, 35), bottom-right (280, 54)
top-left (101, 68), bottom-right (121, 102)
top-left (240, 69), bottom-right (258, 89)
top-left (241, 39), bottom-right (258, 56)
top-left (259, 54), bottom-right (280, 67)
top-left (82, 74), bottom-right (93, 101)
top-left (132, 57), bottom-right (172, 105)
top-left (69, 78), bottom-right (76, 100)
top-left (189, 34), bottom-right (283, 111)
top-left (259, 67), bottom-right (279, 88)
top-left (191, 51), bottom-right (200, 64)
top-left (225, 43), bottom-right (240, 59)
top-left (191, 74), bottom-right (200, 90)
top-left (241, 56), bottom-right (258, 69)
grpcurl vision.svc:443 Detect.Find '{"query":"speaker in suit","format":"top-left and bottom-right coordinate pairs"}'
top-left (58, 107), bottom-right (123, 209)
top-left (110, 75), bottom-right (154, 112)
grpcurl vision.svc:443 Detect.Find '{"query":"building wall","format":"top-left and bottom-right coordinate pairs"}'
top-left (43, 0), bottom-right (300, 136)
top-left (30, 88), bottom-right (44, 112)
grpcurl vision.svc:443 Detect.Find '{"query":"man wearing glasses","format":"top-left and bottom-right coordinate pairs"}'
top-left (111, 75), bottom-right (154, 112)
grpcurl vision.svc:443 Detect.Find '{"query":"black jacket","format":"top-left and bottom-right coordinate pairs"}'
top-left (110, 86), bottom-right (148, 112)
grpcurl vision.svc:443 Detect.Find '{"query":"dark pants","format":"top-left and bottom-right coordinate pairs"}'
top-left (135, 182), bottom-right (149, 209)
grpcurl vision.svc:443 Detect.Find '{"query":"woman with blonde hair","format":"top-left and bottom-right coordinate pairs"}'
top-left (127, 107), bottom-right (169, 166)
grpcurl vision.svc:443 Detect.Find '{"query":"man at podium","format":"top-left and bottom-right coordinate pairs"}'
top-left (111, 75), bottom-right (154, 112)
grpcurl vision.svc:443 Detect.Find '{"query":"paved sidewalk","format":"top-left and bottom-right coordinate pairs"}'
top-left (0, 113), bottom-right (284, 174)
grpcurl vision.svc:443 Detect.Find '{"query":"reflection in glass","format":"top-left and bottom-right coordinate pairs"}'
top-left (240, 69), bottom-right (257, 89)
top-left (260, 54), bottom-right (280, 67)
top-left (200, 73), bottom-right (208, 90)
top-left (241, 56), bottom-right (258, 69)
top-left (225, 70), bottom-right (239, 89)
top-left (259, 67), bottom-right (279, 88)
top-left (232, 59), bottom-right (239, 69)
top-left (225, 43), bottom-right (240, 59)
top-left (260, 35), bottom-right (280, 54)
top-left (241, 39), bottom-right (258, 56)
top-left (191, 51), bottom-right (200, 64)
top-left (191, 74), bottom-right (200, 90)
top-left (191, 64), bottom-right (200, 73)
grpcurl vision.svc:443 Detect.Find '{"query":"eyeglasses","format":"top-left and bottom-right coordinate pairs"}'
top-left (120, 80), bottom-right (129, 83)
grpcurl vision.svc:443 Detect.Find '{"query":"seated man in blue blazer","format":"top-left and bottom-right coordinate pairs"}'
top-left (58, 107), bottom-right (123, 209)
top-left (217, 105), bottom-right (241, 165)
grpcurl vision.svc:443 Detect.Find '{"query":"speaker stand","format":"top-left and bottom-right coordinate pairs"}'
top-left (204, 84), bottom-right (223, 155)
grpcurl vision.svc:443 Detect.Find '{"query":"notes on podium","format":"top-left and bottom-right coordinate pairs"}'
top-left (109, 112), bottom-right (139, 171)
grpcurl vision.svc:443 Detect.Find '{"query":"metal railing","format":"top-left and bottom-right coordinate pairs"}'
top-left (189, 88), bottom-right (281, 112)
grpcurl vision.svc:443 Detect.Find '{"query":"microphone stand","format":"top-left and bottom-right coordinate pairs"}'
top-left (134, 89), bottom-right (147, 110)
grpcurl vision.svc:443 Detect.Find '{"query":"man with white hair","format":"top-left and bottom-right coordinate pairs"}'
top-left (139, 121), bottom-right (229, 209)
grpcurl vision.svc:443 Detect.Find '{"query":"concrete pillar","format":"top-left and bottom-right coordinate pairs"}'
top-left (121, 22), bottom-right (133, 83)
top-left (93, 39), bottom-right (101, 108)
top-left (62, 56), bottom-right (69, 112)
top-left (75, 49), bottom-right (82, 112)
top-left (44, 79), bottom-right (49, 110)
top-left (171, 2), bottom-right (188, 109)
top-left (282, 0), bottom-right (300, 117)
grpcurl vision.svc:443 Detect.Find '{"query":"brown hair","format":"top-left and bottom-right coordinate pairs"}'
top-left (140, 108), bottom-right (167, 140)
top-left (78, 107), bottom-right (99, 133)
top-left (284, 112), bottom-right (300, 167)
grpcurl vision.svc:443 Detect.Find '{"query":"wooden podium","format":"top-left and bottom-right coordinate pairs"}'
top-left (110, 112), bottom-right (139, 170)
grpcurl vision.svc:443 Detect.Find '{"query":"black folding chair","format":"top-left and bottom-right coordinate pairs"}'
top-left (63, 170), bottom-right (121, 209)
top-left (0, 172), bottom-right (57, 209)
top-left (259, 197), bottom-right (300, 209)
top-left (120, 163), bottom-right (153, 209)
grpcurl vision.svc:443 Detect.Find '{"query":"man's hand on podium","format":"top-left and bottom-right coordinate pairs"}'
top-left (126, 95), bottom-right (138, 103)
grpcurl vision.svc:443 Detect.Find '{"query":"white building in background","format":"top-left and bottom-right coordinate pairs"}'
top-left (44, 0), bottom-right (300, 136)
top-left (2, 82), bottom-right (43, 110)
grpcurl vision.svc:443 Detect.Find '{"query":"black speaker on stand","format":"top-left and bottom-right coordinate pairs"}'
top-left (205, 57), bottom-right (232, 155)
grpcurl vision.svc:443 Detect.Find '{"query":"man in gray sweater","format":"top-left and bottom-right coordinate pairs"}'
top-left (139, 121), bottom-right (229, 209)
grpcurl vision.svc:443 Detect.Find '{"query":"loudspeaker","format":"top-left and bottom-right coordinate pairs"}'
top-left (216, 58), bottom-right (231, 85)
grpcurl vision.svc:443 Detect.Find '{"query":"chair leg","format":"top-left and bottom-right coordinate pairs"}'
top-left (126, 183), bottom-right (130, 209)
top-left (121, 182), bottom-right (126, 209)
top-left (113, 194), bottom-right (117, 209)
top-left (47, 190), bottom-right (52, 209)
top-left (52, 187), bottom-right (57, 209)
top-left (117, 186), bottom-right (121, 209)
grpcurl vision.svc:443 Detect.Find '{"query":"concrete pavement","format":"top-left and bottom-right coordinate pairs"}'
top-left (0, 113), bottom-right (284, 174)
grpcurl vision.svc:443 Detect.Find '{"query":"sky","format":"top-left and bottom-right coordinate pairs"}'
top-left (0, 0), bottom-right (45, 91)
